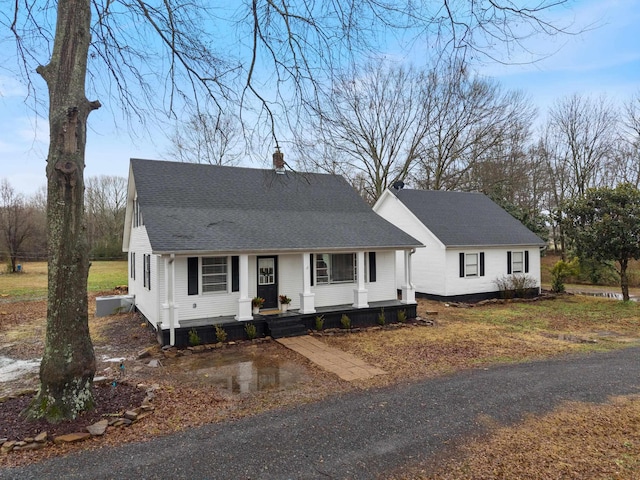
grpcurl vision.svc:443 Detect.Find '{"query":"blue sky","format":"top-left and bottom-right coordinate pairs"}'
top-left (1, 0), bottom-right (638, 196)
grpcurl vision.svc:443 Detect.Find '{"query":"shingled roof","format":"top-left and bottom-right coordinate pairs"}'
top-left (129, 159), bottom-right (422, 253)
top-left (393, 189), bottom-right (546, 247)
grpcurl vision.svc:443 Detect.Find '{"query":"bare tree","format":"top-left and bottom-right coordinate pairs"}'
top-left (0, 179), bottom-right (35, 272)
top-left (547, 94), bottom-right (618, 197)
top-left (296, 61), bottom-right (434, 203)
top-left (85, 175), bottom-right (127, 259)
top-left (412, 64), bottom-right (532, 191)
top-left (168, 109), bottom-right (242, 166)
top-left (464, 89), bottom-right (539, 201)
top-left (615, 92), bottom-right (640, 187)
top-left (3, 0), bottom-right (577, 421)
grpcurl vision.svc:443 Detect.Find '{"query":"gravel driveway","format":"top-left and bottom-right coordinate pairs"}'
top-left (2, 347), bottom-right (639, 480)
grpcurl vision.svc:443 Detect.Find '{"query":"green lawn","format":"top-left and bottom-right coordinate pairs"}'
top-left (0, 261), bottom-right (127, 299)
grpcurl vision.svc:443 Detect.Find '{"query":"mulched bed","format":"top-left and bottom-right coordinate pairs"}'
top-left (0, 382), bottom-right (146, 442)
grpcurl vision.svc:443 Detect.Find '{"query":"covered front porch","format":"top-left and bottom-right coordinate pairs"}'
top-left (155, 300), bottom-right (417, 347)
top-left (159, 249), bottom-right (417, 346)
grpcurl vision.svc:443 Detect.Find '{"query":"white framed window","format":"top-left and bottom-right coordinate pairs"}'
top-left (511, 251), bottom-right (524, 274)
top-left (465, 253), bottom-right (479, 277)
top-left (202, 257), bottom-right (228, 293)
top-left (133, 197), bottom-right (143, 227)
top-left (143, 254), bottom-right (151, 290)
top-left (459, 252), bottom-right (484, 278)
top-left (315, 253), bottom-right (356, 285)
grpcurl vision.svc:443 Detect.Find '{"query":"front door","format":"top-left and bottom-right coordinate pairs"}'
top-left (257, 256), bottom-right (278, 309)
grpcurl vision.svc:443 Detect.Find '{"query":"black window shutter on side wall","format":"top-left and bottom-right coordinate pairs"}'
top-left (524, 251), bottom-right (529, 273)
top-left (187, 257), bottom-right (198, 295)
top-left (480, 252), bottom-right (485, 276)
top-left (507, 251), bottom-right (512, 274)
top-left (459, 252), bottom-right (465, 277)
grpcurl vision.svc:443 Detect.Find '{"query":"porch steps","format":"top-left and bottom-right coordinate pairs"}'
top-left (264, 316), bottom-right (308, 339)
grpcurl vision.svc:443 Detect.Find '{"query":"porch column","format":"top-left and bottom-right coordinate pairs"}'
top-left (162, 254), bottom-right (179, 346)
top-left (236, 254), bottom-right (253, 321)
top-left (299, 253), bottom-right (316, 314)
top-left (401, 249), bottom-right (416, 304)
top-left (353, 250), bottom-right (368, 308)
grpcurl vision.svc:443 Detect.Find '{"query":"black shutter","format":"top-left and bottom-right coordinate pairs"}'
top-left (310, 254), bottom-right (314, 286)
top-left (507, 251), bottom-right (512, 274)
top-left (231, 256), bottom-right (239, 292)
top-left (524, 251), bottom-right (529, 273)
top-left (480, 252), bottom-right (485, 277)
top-left (368, 252), bottom-right (377, 282)
top-left (459, 252), bottom-right (465, 278)
top-left (187, 257), bottom-right (198, 295)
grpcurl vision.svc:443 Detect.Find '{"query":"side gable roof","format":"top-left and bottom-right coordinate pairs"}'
top-left (392, 189), bottom-right (546, 248)
top-left (129, 159), bottom-right (422, 253)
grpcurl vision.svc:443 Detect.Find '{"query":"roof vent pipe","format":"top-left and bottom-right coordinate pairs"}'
top-left (273, 147), bottom-right (285, 174)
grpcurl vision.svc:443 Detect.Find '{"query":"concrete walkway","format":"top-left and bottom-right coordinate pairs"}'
top-left (276, 335), bottom-right (386, 381)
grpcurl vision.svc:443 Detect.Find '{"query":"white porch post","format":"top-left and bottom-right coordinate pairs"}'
top-left (401, 249), bottom-right (416, 304)
top-left (353, 250), bottom-right (368, 308)
top-left (236, 254), bottom-right (253, 320)
top-left (162, 254), bottom-right (179, 346)
top-left (299, 253), bottom-right (316, 313)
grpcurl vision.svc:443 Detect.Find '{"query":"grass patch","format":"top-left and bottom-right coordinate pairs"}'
top-left (323, 296), bottom-right (640, 388)
top-left (404, 395), bottom-right (640, 480)
top-left (88, 261), bottom-right (128, 292)
top-left (0, 261), bottom-right (127, 299)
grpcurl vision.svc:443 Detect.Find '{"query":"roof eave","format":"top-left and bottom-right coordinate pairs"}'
top-left (151, 244), bottom-right (424, 256)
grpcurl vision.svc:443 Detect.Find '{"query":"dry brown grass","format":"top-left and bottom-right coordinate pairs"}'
top-left (1, 293), bottom-right (639, 472)
top-left (322, 297), bottom-right (639, 389)
top-left (395, 395), bottom-right (640, 480)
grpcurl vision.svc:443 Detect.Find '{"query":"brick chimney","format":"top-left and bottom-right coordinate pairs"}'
top-left (273, 147), bottom-right (285, 174)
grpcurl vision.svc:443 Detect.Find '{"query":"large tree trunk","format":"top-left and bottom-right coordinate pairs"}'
top-left (24, 0), bottom-right (100, 421)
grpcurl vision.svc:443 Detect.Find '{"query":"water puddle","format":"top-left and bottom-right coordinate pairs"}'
top-left (575, 291), bottom-right (638, 302)
top-left (161, 350), bottom-right (305, 394)
top-left (0, 356), bottom-right (40, 397)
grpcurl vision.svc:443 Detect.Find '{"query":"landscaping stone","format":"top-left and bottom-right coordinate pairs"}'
top-left (1, 441), bottom-right (17, 454)
top-left (2, 384), bottom-right (157, 455)
top-left (53, 432), bottom-right (91, 444)
top-left (124, 410), bottom-right (139, 421)
top-left (86, 419), bottom-right (109, 436)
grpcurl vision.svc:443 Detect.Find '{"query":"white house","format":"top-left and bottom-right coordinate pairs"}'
top-left (373, 187), bottom-right (546, 301)
top-left (123, 156), bottom-right (422, 345)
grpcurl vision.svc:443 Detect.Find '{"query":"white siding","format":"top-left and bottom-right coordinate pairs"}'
top-left (127, 225), bottom-right (160, 325)
top-left (445, 247), bottom-right (541, 296)
top-left (374, 191), bottom-right (445, 293)
top-left (375, 190), bottom-right (542, 298)
top-left (277, 254), bottom-right (302, 309)
top-left (174, 256), bottom-right (240, 323)
top-left (364, 251), bottom-right (398, 301)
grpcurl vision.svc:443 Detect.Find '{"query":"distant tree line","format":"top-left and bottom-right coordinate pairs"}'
top-left (0, 175), bottom-right (127, 269)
